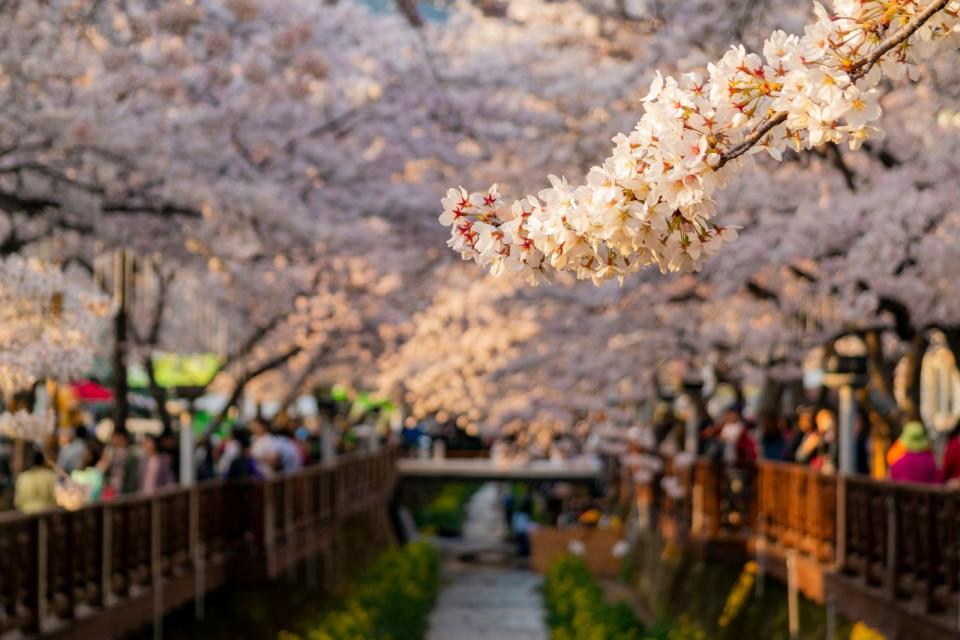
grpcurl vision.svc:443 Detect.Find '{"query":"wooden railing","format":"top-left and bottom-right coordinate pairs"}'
top-left (756, 462), bottom-right (960, 612)
top-left (0, 446), bottom-right (398, 639)
top-left (842, 476), bottom-right (960, 614)
top-left (757, 461), bottom-right (836, 564)
top-left (626, 452), bottom-right (960, 637)
top-left (640, 457), bottom-right (753, 540)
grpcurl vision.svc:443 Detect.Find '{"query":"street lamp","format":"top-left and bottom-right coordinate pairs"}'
top-left (820, 352), bottom-right (867, 639)
top-left (821, 354), bottom-right (868, 475)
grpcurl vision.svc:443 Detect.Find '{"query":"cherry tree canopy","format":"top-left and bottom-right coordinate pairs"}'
top-left (440, 0), bottom-right (959, 282)
top-left (0, 257), bottom-right (108, 440)
top-left (6, 0), bottom-right (960, 441)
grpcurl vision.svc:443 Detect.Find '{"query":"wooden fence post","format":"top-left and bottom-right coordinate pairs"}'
top-left (32, 518), bottom-right (48, 634)
top-left (100, 506), bottom-right (112, 607)
top-left (285, 478), bottom-right (296, 581)
top-left (885, 493), bottom-right (898, 599)
top-left (263, 484), bottom-right (277, 578)
top-left (836, 475), bottom-right (847, 571)
top-left (755, 515), bottom-right (766, 599)
top-left (691, 484), bottom-right (703, 536)
top-left (189, 487), bottom-right (206, 621)
top-left (304, 472), bottom-right (318, 587)
top-left (151, 499), bottom-right (162, 640)
top-left (786, 549), bottom-right (799, 640)
top-left (188, 488), bottom-right (199, 565)
top-left (63, 513), bottom-right (76, 618)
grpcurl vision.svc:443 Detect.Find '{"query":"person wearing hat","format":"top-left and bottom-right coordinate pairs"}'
top-left (888, 421), bottom-right (939, 485)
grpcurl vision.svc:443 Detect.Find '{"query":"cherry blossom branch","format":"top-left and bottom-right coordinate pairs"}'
top-left (719, 0), bottom-right (952, 168)
top-left (717, 112), bottom-right (787, 167)
top-left (850, 0), bottom-right (952, 80)
top-left (440, 0), bottom-right (959, 283)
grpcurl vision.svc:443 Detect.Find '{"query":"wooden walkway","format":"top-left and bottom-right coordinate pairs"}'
top-left (427, 484), bottom-right (547, 640)
top-left (398, 457), bottom-right (602, 484)
top-left (623, 455), bottom-right (960, 640)
top-left (0, 448), bottom-right (398, 640)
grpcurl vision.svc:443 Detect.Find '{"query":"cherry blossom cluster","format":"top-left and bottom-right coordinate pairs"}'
top-left (0, 409), bottom-right (55, 444)
top-left (441, 0), bottom-right (960, 284)
top-left (0, 258), bottom-right (110, 398)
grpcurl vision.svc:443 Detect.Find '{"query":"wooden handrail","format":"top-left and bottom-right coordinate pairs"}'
top-left (623, 454), bottom-right (757, 538)
top-left (0, 446), bottom-right (397, 638)
top-left (842, 474), bottom-right (960, 614)
top-left (756, 461), bottom-right (837, 564)
top-left (624, 451), bottom-right (960, 623)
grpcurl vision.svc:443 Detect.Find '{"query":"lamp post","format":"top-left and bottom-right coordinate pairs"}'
top-left (179, 411), bottom-right (195, 487)
top-left (821, 352), bottom-right (868, 640)
top-left (821, 354), bottom-right (868, 475)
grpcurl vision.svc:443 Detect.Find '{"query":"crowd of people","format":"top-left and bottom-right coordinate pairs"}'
top-left (653, 401), bottom-right (960, 486)
top-left (6, 415), bottom-right (362, 514)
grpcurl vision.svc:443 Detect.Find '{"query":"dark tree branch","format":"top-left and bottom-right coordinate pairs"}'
top-left (396, 0), bottom-right (423, 27)
top-left (824, 145), bottom-right (857, 191)
top-left (144, 354), bottom-right (173, 434)
top-left (875, 293), bottom-right (916, 341)
top-left (205, 345), bottom-right (303, 436)
top-left (746, 279), bottom-right (779, 302)
top-left (787, 263), bottom-right (818, 283)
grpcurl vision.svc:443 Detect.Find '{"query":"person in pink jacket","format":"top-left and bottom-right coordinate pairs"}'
top-left (888, 421), bottom-right (939, 485)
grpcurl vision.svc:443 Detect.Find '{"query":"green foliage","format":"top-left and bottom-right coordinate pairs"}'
top-left (628, 531), bottom-right (857, 639)
top-left (280, 542), bottom-right (440, 640)
top-left (544, 555), bottom-right (653, 640)
top-left (414, 482), bottom-right (480, 536)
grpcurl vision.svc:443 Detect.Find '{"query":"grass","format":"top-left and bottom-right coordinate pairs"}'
top-left (278, 541), bottom-right (440, 640)
top-left (413, 482), bottom-right (481, 536)
top-left (544, 555), bottom-right (682, 640)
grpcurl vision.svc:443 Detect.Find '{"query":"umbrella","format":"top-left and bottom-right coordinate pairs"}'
top-left (71, 380), bottom-right (113, 403)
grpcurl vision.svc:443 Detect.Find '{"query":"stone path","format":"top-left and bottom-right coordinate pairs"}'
top-left (426, 484), bottom-right (548, 640)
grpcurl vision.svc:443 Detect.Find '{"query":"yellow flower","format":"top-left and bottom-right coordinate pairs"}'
top-left (850, 621), bottom-right (887, 640)
top-left (718, 563), bottom-right (756, 627)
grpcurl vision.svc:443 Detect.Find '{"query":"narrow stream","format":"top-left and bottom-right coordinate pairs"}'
top-left (426, 483), bottom-right (548, 640)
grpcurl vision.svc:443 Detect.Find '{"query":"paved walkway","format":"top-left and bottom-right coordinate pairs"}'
top-left (426, 484), bottom-right (548, 640)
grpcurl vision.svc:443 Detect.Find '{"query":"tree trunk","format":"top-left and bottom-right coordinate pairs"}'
top-left (943, 327), bottom-right (960, 370)
top-left (756, 375), bottom-right (785, 424)
top-left (207, 383), bottom-right (245, 437)
top-left (863, 329), bottom-right (895, 401)
top-left (203, 346), bottom-right (302, 437)
top-left (861, 329), bottom-right (898, 468)
top-left (144, 355), bottom-right (172, 434)
top-left (782, 378), bottom-right (806, 418)
top-left (856, 388), bottom-right (890, 479)
top-left (396, 0), bottom-right (423, 26)
top-left (112, 306), bottom-right (129, 435)
top-left (278, 346), bottom-right (332, 412)
top-left (899, 332), bottom-right (930, 425)
top-left (815, 339), bottom-right (837, 410)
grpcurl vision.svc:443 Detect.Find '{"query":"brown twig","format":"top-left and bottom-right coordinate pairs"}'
top-left (716, 0), bottom-right (950, 169)
top-left (717, 112), bottom-right (787, 167)
top-left (849, 0), bottom-right (951, 81)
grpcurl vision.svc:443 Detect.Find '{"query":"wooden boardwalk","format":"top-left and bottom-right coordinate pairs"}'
top-left (398, 457), bottom-right (602, 484)
top-left (0, 448), bottom-right (398, 640)
top-left (623, 455), bottom-right (960, 640)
